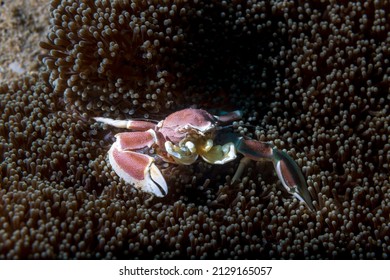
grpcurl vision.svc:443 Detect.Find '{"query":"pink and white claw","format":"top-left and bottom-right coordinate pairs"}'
top-left (235, 138), bottom-right (314, 211)
top-left (108, 132), bottom-right (168, 197)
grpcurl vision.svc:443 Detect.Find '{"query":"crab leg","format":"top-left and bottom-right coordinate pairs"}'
top-left (108, 130), bottom-right (168, 197)
top-left (235, 138), bottom-right (314, 210)
top-left (214, 110), bottom-right (243, 123)
top-left (94, 117), bottom-right (156, 131)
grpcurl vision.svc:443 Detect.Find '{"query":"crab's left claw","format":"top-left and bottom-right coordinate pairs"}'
top-left (235, 138), bottom-right (314, 211)
top-left (108, 131), bottom-right (168, 197)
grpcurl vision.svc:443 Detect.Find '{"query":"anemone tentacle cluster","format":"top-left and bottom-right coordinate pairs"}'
top-left (0, 0), bottom-right (389, 259)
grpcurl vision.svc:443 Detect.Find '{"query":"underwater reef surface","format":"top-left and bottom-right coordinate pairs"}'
top-left (0, 0), bottom-right (49, 83)
top-left (0, 0), bottom-right (389, 259)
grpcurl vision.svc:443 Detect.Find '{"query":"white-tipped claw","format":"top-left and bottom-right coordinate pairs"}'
top-left (108, 141), bottom-right (168, 197)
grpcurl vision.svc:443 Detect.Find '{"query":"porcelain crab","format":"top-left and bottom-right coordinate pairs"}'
top-left (95, 108), bottom-right (313, 210)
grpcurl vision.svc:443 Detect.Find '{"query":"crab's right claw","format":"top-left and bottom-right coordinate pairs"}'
top-left (108, 142), bottom-right (168, 197)
top-left (236, 138), bottom-right (314, 211)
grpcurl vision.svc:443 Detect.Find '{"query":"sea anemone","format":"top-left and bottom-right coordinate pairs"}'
top-left (0, 0), bottom-right (389, 259)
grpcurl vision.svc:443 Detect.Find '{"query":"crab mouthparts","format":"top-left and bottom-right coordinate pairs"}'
top-left (164, 138), bottom-right (237, 166)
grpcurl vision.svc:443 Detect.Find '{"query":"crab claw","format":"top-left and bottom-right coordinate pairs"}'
top-left (235, 138), bottom-right (314, 211)
top-left (272, 149), bottom-right (314, 210)
top-left (108, 142), bottom-right (168, 197)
